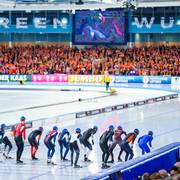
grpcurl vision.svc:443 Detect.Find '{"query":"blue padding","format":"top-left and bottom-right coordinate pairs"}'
top-left (82, 142), bottom-right (180, 180)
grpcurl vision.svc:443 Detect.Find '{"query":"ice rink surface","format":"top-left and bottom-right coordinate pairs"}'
top-left (0, 83), bottom-right (179, 180)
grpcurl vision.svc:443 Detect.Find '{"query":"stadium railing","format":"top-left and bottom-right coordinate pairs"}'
top-left (82, 142), bottom-right (180, 180)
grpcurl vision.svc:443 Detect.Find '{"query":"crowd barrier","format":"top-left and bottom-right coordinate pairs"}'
top-left (82, 142), bottom-right (180, 180)
top-left (0, 74), bottom-right (179, 85)
top-left (5, 121), bottom-right (33, 146)
top-left (5, 121), bottom-right (33, 130)
top-left (76, 93), bottom-right (178, 118)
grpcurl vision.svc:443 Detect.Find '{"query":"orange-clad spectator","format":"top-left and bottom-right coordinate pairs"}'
top-left (0, 45), bottom-right (179, 76)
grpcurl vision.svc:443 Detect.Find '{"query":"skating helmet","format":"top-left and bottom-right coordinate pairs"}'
top-left (134, 128), bottom-right (140, 135)
top-left (93, 126), bottom-right (98, 133)
top-left (39, 127), bottom-right (43, 132)
top-left (148, 131), bottom-right (153, 136)
top-left (117, 126), bottom-right (122, 130)
top-left (1, 124), bottom-right (6, 129)
top-left (53, 126), bottom-right (58, 131)
top-left (75, 128), bottom-right (81, 133)
top-left (63, 128), bottom-right (68, 133)
top-left (108, 125), bottom-right (114, 130)
top-left (20, 116), bottom-right (26, 121)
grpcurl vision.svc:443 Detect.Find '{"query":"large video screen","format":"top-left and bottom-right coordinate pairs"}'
top-left (73, 9), bottom-right (126, 44)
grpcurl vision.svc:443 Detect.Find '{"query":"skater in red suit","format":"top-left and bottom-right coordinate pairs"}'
top-left (13, 116), bottom-right (26, 164)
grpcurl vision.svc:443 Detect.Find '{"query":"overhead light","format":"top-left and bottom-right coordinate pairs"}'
top-left (176, 20), bottom-right (180, 25)
top-left (75, 0), bottom-right (84, 5)
top-left (0, 18), bottom-right (5, 24)
top-left (61, 17), bottom-right (68, 25)
top-left (122, 1), bottom-right (136, 10)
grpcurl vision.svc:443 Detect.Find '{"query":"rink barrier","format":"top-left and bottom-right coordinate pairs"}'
top-left (82, 142), bottom-right (180, 180)
top-left (0, 74), bottom-right (174, 84)
top-left (5, 121), bottom-right (32, 130)
top-left (76, 93), bottom-right (178, 118)
top-left (31, 113), bottom-right (75, 130)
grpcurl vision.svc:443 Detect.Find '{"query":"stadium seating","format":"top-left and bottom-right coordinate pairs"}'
top-left (0, 45), bottom-right (179, 76)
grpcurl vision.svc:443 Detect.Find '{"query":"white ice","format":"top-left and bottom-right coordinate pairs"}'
top-left (0, 85), bottom-right (176, 124)
top-left (0, 84), bottom-right (179, 180)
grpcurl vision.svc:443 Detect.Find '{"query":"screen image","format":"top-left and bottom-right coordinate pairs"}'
top-left (73, 9), bottom-right (126, 44)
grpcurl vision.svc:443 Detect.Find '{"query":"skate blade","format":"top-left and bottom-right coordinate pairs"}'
top-left (101, 166), bottom-right (110, 169)
top-left (74, 166), bottom-right (82, 168)
top-left (16, 163), bottom-right (26, 165)
top-left (47, 163), bottom-right (57, 166)
top-left (7, 157), bottom-right (13, 159)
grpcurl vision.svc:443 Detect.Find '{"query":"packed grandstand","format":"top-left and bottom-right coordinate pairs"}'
top-left (0, 45), bottom-right (179, 76)
top-left (0, 0), bottom-right (179, 180)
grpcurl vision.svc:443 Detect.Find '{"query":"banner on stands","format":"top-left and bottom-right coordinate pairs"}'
top-left (113, 76), bottom-right (171, 84)
top-left (0, 74), bottom-right (172, 84)
top-left (0, 74), bottom-right (31, 82)
top-left (32, 74), bottom-right (68, 83)
top-left (6, 121), bottom-right (32, 130)
top-left (113, 76), bottom-right (139, 83)
top-left (68, 75), bottom-right (104, 83)
top-left (130, 16), bottom-right (180, 33)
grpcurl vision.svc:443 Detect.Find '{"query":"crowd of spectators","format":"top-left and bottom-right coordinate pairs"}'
top-left (0, 45), bottom-right (179, 76)
top-left (138, 158), bottom-right (180, 180)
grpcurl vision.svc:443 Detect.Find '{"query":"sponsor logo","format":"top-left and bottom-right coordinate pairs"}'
top-left (143, 76), bottom-right (149, 84)
top-left (68, 75), bottom-right (104, 83)
top-left (132, 17), bottom-right (179, 29)
top-left (0, 75), bottom-right (29, 81)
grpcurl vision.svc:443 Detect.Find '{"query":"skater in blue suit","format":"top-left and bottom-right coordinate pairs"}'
top-left (44, 126), bottom-right (58, 164)
top-left (138, 131), bottom-right (153, 155)
top-left (58, 128), bottom-right (71, 161)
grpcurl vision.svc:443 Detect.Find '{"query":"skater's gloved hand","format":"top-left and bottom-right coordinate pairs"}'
top-left (92, 140), bottom-right (94, 145)
top-left (108, 140), bottom-right (113, 146)
top-left (37, 142), bottom-right (39, 146)
top-left (130, 145), bottom-right (133, 149)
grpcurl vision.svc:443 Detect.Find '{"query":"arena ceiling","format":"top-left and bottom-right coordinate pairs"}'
top-left (0, 0), bottom-right (179, 10)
